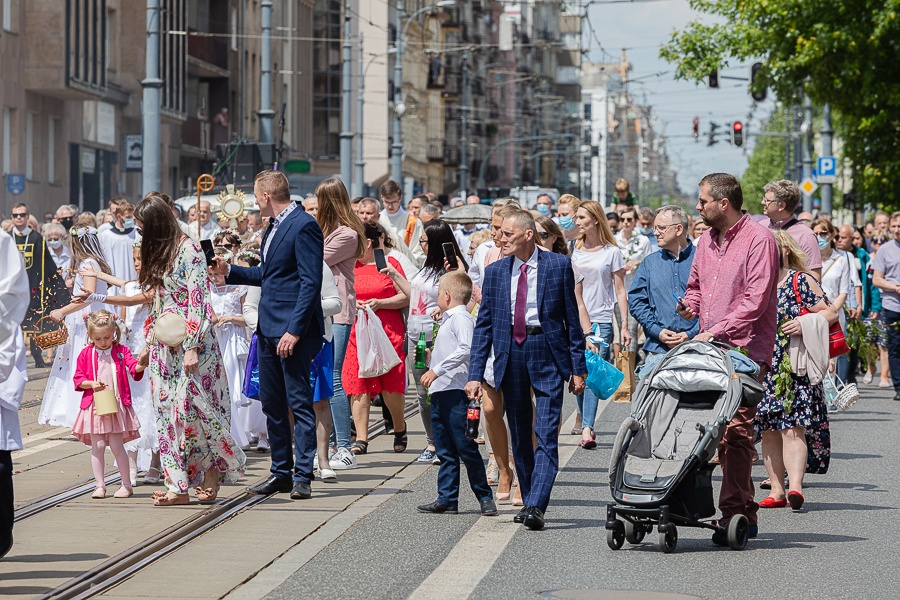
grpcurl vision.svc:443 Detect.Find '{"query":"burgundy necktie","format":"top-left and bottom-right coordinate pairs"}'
top-left (513, 263), bottom-right (528, 344)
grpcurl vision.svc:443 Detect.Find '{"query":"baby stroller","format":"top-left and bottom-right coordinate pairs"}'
top-left (605, 341), bottom-right (762, 553)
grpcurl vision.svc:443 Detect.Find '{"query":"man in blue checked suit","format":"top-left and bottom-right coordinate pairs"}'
top-left (465, 210), bottom-right (587, 530)
top-left (212, 170), bottom-right (324, 501)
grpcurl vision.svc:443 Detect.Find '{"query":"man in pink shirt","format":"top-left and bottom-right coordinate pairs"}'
top-left (678, 173), bottom-right (780, 544)
top-left (758, 179), bottom-right (822, 279)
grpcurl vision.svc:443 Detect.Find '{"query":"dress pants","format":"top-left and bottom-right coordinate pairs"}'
top-left (430, 389), bottom-right (492, 507)
top-left (257, 334), bottom-right (321, 484)
top-left (717, 406), bottom-right (759, 526)
top-left (0, 450), bottom-right (13, 557)
top-left (500, 332), bottom-right (564, 512)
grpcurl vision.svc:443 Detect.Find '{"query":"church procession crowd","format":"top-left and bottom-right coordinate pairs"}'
top-left (2, 169), bottom-right (900, 558)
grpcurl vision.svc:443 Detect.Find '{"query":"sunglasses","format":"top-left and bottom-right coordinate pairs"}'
top-left (873, 238), bottom-right (887, 244)
top-left (11, 212), bottom-right (27, 218)
top-left (537, 231), bottom-right (550, 239)
top-left (419, 238), bottom-right (428, 246)
top-left (216, 243), bottom-right (237, 250)
top-left (814, 231), bottom-right (830, 238)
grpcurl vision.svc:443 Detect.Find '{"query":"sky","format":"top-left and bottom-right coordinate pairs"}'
top-left (585, 0), bottom-right (778, 194)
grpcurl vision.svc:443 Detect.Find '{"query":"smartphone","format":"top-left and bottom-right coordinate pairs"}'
top-left (672, 292), bottom-right (685, 309)
top-left (200, 239), bottom-right (217, 266)
top-left (374, 248), bottom-right (387, 271)
top-left (442, 242), bottom-right (459, 270)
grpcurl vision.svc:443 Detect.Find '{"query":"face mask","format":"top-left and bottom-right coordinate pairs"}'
top-left (536, 204), bottom-right (551, 217)
top-left (817, 236), bottom-right (830, 250)
top-left (60, 216), bottom-right (74, 230)
top-left (558, 215), bottom-right (575, 231)
top-left (47, 239), bottom-right (63, 250)
top-left (123, 218), bottom-right (135, 230)
top-left (637, 226), bottom-right (653, 236)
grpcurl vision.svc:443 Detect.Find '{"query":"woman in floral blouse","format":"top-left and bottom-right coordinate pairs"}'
top-left (103, 195), bottom-right (245, 506)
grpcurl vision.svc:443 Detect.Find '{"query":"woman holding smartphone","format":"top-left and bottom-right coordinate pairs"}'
top-left (403, 221), bottom-right (468, 464)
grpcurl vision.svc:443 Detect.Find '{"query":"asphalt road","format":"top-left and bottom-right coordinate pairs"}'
top-left (265, 383), bottom-right (900, 600)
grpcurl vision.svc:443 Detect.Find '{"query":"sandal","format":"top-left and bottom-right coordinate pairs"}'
top-left (392, 429), bottom-right (408, 453)
top-left (486, 461), bottom-right (500, 485)
top-left (195, 484), bottom-right (220, 504)
top-left (351, 440), bottom-right (368, 455)
top-left (143, 466), bottom-right (162, 485)
top-left (153, 492), bottom-right (190, 507)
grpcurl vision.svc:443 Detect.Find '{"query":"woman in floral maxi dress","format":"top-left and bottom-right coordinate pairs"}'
top-left (104, 195), bottom-right (245, 506)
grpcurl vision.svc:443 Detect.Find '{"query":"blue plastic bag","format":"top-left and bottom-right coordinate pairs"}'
top-left (242, 333), bottom-right (260, 400)
top-left (585, 350), bottom-right (624, 400)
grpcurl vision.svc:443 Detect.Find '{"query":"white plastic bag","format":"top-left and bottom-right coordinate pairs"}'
top-left (357, 306), bottom-right (401, 378)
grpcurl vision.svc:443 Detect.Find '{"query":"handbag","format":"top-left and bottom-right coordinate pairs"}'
top-left (148, 291), bottom-right (188, 348)
top-left (92, 348), bottom-right (119, 416)
top-left (585, 350), bottom-right (624, 400)
top-left (357, 307), bottom-right (401, 378)
top-left (611, 350), bottom-right (636, 403)
top-left (242, 333), bottom-right (260, 400)
top-left (792, 272), bottom-right (850, 358)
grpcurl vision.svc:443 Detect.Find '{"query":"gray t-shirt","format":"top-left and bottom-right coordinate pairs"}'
top-left (872, 239), bottom-right (900, 312)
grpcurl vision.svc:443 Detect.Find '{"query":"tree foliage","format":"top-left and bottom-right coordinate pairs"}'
top-left (741, 109), bottom-right (788, 199)
top-left (660, 0), bottom-right (900, 209)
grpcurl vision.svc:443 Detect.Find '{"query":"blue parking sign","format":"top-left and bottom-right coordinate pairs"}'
top-left (817, 157), bottom-right (836, 177)
top-left (7, 174), bottom-right (24, 196)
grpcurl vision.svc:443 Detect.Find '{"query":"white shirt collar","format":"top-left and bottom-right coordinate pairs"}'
top-left (272, 201), bottom-right (298, 226)
top-left (441, 304), bottom-right (469, 322)
top-left (13, 226), bottom-right (31, 236)
top-left (513, 246), bottom-right (539, 270)
top-left (96, 347), bottom-right (113, 357)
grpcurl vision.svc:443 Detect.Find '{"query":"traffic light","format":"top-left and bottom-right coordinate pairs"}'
top-left (692, 117), bottom-right (700, 140)
top-left (707, 121), bottom-right (719, 147)
top-left (708, 70), bottom-right (719, 89)
top-left (750, 62), bottom-right (766, 102)
top-left (732, 121), bottom-right (744, 147)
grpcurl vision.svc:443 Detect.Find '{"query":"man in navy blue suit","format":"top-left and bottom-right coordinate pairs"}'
top-left (465, 210), bottom-right (587, 530)
top-left (212, 170), bottom-right (324, 500)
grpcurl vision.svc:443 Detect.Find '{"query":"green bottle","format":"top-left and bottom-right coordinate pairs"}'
top-left (414, 332), bottom-right (428, 369)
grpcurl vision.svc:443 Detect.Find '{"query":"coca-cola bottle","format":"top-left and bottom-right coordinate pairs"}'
top-left (465, 400), bottom-right (481, 439)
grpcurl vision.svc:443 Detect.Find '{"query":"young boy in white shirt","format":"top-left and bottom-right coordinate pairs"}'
top-left (417, 271), bottom-right (497, 516)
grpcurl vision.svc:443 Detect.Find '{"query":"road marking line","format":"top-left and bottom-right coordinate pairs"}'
top-left (13, 438), bottom-right (72, 458)
top-left (18, 426), bottom-right (71, 444)
top-left (408, 399), bottom-right (610, 600)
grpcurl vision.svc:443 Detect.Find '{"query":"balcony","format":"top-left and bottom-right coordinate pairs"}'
top-left (187, 27), bottom-right (229, 76)
top-left (427, 139), bottom-right (444, 162)
top-left (443, 143), bottom-right (460, 166)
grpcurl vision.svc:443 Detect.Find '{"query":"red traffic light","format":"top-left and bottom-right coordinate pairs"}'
top-left (732, 121), bottom-right (744, 147)
top-left (733, 121), bottom-right (743, 131)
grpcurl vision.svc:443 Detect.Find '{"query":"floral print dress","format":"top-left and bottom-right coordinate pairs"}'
top-left (146, 241), bottom-right (246, 493)
top-left (754, 270), bottom-right (831, 474)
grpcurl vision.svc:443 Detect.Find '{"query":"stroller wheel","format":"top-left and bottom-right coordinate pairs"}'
top-left (606, 522), bottom-right (625, 550)
top-left (658, 525), bottom-right (678, 553)
top-left (624, 520), bottom-right (646, 545)
top-left (727, 514), bottom-right (750, 550)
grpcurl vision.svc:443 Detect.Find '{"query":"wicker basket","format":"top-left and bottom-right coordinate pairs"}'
top-left (33, 315), bottom-right (69, 350)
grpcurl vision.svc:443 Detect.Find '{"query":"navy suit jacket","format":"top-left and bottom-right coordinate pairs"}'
top-left (227, 204), bottom-right (324, 340)
top-left (468, 248), bottom-right (586, 385)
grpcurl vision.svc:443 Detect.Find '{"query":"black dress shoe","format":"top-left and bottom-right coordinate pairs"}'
top-left (0, 531), bottom-right (12, 560)
top-left (480, 499), bottom-right (498, 516)
top-left (248, 475), bottom-right (293, 495)
top-left (513, 508), bottom-right (528, 524)
top-left (893, 391), bottom-right (900, 401)
top-left (523, 506), bottom-right (545, 530)
top-left (417, 500), bottom-right (458, 514)
top-left (290, 481), bottom-right (312, 499)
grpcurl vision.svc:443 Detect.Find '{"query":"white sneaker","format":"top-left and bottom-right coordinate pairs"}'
top-left (329, 447), bottom-right (358, 470)
top-left (864, 374), bottom-right (873, 384)
top-left (319, 468), bottom-right (337, 482)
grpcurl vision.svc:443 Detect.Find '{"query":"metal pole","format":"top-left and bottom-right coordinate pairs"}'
top-left (459, 48), bottom-right (469, 199)
top-left (821, 103), bottom-right (833, 214)
top-left (354, 34), bottom-right (365, 199)
top-left (784, 104), bottom-right (792, 180)
top-left (801, 94), bottom-right (813, 212)
top-left (390, 0), bottom-right (404, 184)
top-left (141, 0), bottom-right (162, 196)
top-left (340, 2), bottom-right (352, 188)
top-left (259, 0), bottom-right (274, 143)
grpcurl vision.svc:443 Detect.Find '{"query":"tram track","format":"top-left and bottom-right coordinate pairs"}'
top-left (33, 402), bottom-right (420, 600)
top-left (14, 473), bottom-right (122, 523)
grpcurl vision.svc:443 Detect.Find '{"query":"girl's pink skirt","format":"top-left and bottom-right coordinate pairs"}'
top-left (71, 400), bottom-right (141, 446)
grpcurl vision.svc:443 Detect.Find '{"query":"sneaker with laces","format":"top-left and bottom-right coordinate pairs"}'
top-left (329, 447), bottom-right (359, 470)
top-left (417, 448), bottom-right (437, 463)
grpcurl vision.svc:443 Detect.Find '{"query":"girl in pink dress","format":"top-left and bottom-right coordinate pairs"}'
top-left (72, 309), bottom-right (144, 499)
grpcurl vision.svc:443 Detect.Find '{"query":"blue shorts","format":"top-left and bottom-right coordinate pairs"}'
top-left (311, 339), bottom-right (335, 402)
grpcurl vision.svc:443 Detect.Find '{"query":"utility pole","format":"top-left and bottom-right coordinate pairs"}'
top-left (141, 0), bottom-right (162, 196)
top-left (821, 103), bottom-right (834, 214)
top-left (801, 93), bottom-right (813, 212)
top-left (354, 34), bottom-right (365, 199)
top-left (259, 0), bottom-right (274, 143)
top-left (390, 0), bottom-right (404, 184)
top-left (784, 105), bottom-right (792, 180)
top-left (339, 2), bottom-right (352, 188)
top-left (459, 48), bottom-right (469, 199)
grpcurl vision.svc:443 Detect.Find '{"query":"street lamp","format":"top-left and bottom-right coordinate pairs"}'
top-left (391, 0), bottom-right (456, 185)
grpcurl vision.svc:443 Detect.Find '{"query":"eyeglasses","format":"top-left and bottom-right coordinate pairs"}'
top-left (653, 223), bottom-right (677, 233)
top-left (537, 231), bottom-right (550, 239)
top-left (11, 212), bottom-right (27, 218)
top-left (873, 238), bottom-right (887, 244)
top-left (622, 217), bottom-right (635, 222)
top-left (383, 198), bottom-right (401, 206)
top-left (216, 243), bottom-right (237, 250)
top-left (697, 198), bottom-right (719, 207)
top-left (761, 197), bottom-right (781, 205)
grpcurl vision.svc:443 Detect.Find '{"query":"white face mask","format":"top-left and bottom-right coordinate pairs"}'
top-left (47, 239), bottom-right (64, 250)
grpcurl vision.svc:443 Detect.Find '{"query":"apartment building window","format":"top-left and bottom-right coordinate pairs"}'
top-left (25, 113), bottom-right (33, 180)
top-left (2, 108), bottom-right (11, 175)
top-left (311, 0), bottom-right (341, 158)
top-left (161, 0), bottom-right (187, 116)
top-left (48, 118), bottom-right (59, 183)
top-left (66, 0), bottom-right (108, 90)
top-left (3, 0), bottom-right (15, 32)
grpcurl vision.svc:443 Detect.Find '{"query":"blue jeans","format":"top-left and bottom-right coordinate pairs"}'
top-left (577, 322), bottom-right (613, 430)
top-left (329, 324), bottom-right (353, 450)
top-left (430, 389), bottom-right (492, 507)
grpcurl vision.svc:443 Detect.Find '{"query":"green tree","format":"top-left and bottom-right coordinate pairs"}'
top-left (741, 109), bottom-right (789, 198)
top-left (660, 1), bottom-right (900, 209)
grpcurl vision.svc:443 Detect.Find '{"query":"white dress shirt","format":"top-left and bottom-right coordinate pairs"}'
top-left (429, 305), bottom-right (475, 394)
top-left (510, 246), bottom-right (540, 326)
top-left (199, 220), bottom-right (223, 241)
top-left (468, 240), bottom-right (496, 288)
top-left (262, 201), bottom-right (298, 262)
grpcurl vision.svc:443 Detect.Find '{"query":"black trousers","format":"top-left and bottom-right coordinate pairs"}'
top-left (29, 336), bottom-right (45, 368)
top-left (0, 450), bottom-right (13, 558)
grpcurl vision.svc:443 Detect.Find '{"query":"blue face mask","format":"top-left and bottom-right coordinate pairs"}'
top-left (817, 236), bottom-right (830, 250)
top-left (558, 215), bottom-right (575, 231)
top-left (124, 218), bottom-right (135, 230)
top-left (536, 204), bottom-right (551, 217)
top-left (637, 226), bottom-right (653, 236)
